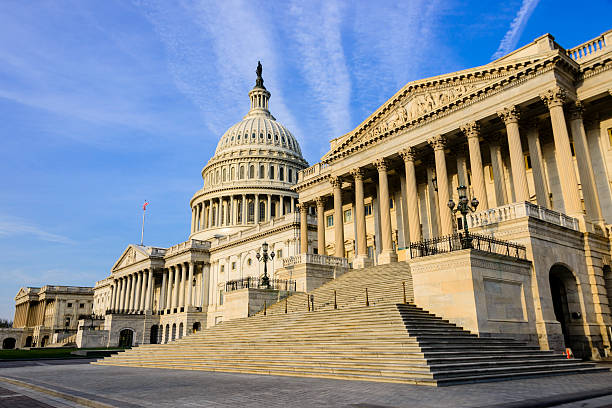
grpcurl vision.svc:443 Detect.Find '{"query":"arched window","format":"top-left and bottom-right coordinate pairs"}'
top-left (288, 169), bottom-right (293, 183)
top-left (248, 200), bottom-right (255, 223)
top-left (259, 200), bottom-right (266, 221)
top-left (269, 165), bottom-right (275, 180)
top-left (249, 165), bottom-right (255, 179)
top-left (237, 200), bottom-right (242, 223)
top-left (222, 168), bottom-right (227, 182)
top-left (239, 166), bottom-right (245, 179)
top-left (279, 167), bottom-right (284, 181)
top-left (259, 165), bottom-right (265, 179)
top-left (215, 170), bottom-right (219, 184)
top-left (230, 167), bottom-right (235, 181)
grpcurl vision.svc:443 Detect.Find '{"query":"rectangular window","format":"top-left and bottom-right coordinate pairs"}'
top-left (65, 317), bottom-right (70, 327)
top-left (364, 203), bottom-right (372, 216)
top-left (277, 249), bottom-right (283, 258)
top-left (389, 198), bottom-right (394, 209)
top-left (220, 265), bottom-right (225, 273)
top-left (79, 303), bottom-right (84, 309)
top-left (288, 169), bottom-right (293, 183)
top-left (367, 246), bottom-right (374, 258)
top-left (326, 214), bottom-right (334, 227)
top-left (524, 153), bottom-right (532, 169)
top-left (67, 303), bottom-right (72, 308)
top-left (608, 128), bottom-right (612, 148)
top-left (343, 208), bottom-right (352, 223)
top-left (219, 290), bottom-right (224, 306)
top-left (231, 262), bottom-right (236, 270)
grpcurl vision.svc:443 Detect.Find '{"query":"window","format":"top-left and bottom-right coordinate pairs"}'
top-left (269, 165), bottom-right (275, 179)
top-left (239, 166), bottom-right (244, 179)
top-left (489, 165), bottom-right (494, 181)
top-left (248, 201), bottom-right (254, 222)
top-left (389, 198), bottom-right (394, 209)
top-left (524, 153), bottom-right (532, 170)
top-left (79, 303), bottom-right (84, 309)
top-left (249, 165), bottom-right (255, 179)
top-left (230, 167), bottom-right (235, 180)
top-left (608, 128), bottom-right (612, 148)
top-left (222, 168), bottom-right (227, 182)
top-left (367, 246), bottom-right (374, 258)
top-left (219, 290), bottom-right (224, 306)
top-left (259, 165), bottom-right (265, 179)
top-left (220, 265), bottom-right (225, 273)
top-left (570, 140), bottom-right (576, 156)
top-left (277, 249), bottom-right (283, 258)
top-left (343, 209), bottom-right (352, 223)
top-left (232, 262), bottom-right (236, 270)
top-left (67, 303), bottom-right (72, 308)
top-left (259, 201), bottom-right (266, 220)
top-left (279, 167), bottom-right (284, 181)
top-left (326, 214), bottom-right (334, 227)
top-left (247, 258), bottom-right (252, 266)
top-left (364, 203), bottom-right (372, 216)
top-left (65, 317), bottom-right (71, 327)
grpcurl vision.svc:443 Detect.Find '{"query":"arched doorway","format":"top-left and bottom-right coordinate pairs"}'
top-left (603, 265), bottom-right (612, 315)
top-left (118, 329), bottom-right (134, 348)
top-left (178, 323), bottom-right (184, 339)
top-left (192, 322), bottom-right (201, 334)
top-left (164, 324), bottom-right (170, 343)
top-left (549, 264), bottom-right (584, 356)
top-left (149, 325), bottom-right (158, 344)
top-left (41, 335), bottom-right (49, 347)
top-left (2, 338), bottom-right (16, 349)
top-left (24, 336), bottom-right (32, 347)
top-left (171, 323), bottom-right (176, 341)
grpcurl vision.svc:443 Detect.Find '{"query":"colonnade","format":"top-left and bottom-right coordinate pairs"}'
top-left (191, 194), bottom-right (297, 233)
top-left (157, 262), bottom-right (196, 313)
top-left (109, 269), bottom-right (154, 314)
top-left (299, 86), bottom-right (605, 262)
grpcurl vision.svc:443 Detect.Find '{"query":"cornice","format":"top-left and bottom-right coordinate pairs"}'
top-left (191, 185), bottom-right (298, 206)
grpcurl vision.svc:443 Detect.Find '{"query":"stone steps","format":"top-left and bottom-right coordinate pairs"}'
top-left (95, 263), bottom-right (607, 385)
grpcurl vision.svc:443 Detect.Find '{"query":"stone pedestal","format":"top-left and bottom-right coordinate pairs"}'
top-left (353, 255), bottom-right (373, 269)
top-left (224, 288), bottom-right (293, 320)
top-left (277, 254), bottom-right (349, 293)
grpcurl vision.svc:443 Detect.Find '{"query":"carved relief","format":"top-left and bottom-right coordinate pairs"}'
top-left (427, 135), bottom-right (447, 151)
top-left (374, 158), bottom-right (388, 172)
top-left (460, 121), bottom-right (480, 139)
top-left (539, 86), bottom-right (567, 109)
top-left (399, 147), bottom-right (417, 162)
top-left (497, 106), bottom-right (520, 124)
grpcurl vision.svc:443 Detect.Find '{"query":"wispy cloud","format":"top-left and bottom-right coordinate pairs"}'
top-left (0, 216), bottom-right (75, 245)
top-left (287, 1), bottom-right (351, 138)
top-left (491, 0), bottom-right (540, 59)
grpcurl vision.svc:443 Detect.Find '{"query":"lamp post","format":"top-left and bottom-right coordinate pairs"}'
top-left (255, 242), bottom-right (275, 289)
top-left (447, 185), bottom-right (479, 248)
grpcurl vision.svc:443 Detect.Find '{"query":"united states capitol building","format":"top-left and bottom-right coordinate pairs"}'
top-left (3, 29), bottom-right (612, 384)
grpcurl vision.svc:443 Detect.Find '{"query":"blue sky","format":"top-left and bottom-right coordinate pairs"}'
top-left (0, 0), bottom-right (610, 320)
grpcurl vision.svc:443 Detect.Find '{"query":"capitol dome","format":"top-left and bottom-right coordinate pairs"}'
top-left (189, 62), bottom-right (308, 241)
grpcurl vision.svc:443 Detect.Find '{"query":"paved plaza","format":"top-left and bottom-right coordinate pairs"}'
top-left (1, 360), bottom-right (612, 407)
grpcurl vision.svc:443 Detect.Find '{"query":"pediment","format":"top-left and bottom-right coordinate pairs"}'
top-left (111, 245), bottom-right (149, 273)
top-left (322, 54), bottom-right (554, 162)
top-left (14, 287), bottom-right (28, 299)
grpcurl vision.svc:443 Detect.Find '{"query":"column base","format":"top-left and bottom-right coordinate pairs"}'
top-left (353, 255), bottom-right (373, 269)
top-left (378, 250), bottom-right (398, 265)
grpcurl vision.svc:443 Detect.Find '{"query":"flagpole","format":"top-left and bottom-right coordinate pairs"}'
top-left (141, 209), bottom-right (145, 246)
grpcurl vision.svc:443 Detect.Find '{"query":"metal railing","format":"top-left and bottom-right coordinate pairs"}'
top-left (225, 277), bottom-right (297, 292)
top-left (409, 233), bottom-right (526, 259)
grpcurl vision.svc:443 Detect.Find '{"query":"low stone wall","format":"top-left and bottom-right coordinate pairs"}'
top-left (277, 262), bottom-right (347, 293)
top-left (76, 328), bottom-right (109, 348)
top-left (224, 288), bottom-right (293, 320)
top-left (410, 249), bottom-right (538, 345)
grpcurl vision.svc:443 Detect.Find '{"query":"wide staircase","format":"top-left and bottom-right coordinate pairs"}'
top-left (94, 263), bottom-right (606, 386)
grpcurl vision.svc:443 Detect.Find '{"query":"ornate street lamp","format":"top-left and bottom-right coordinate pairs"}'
top-left (447, 185), bottom-right (479, 248)
top-left (255, 242), bottom-right (275, 289)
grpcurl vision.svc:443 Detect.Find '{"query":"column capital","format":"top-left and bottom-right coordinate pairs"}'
top-left (298, 203), bottom-right (309, 214)
top-left (350, 167), bottom-right (365, 180)
top-left (315, 196), bottom-right (326, 207)
top-left (567, 100), bottom-right (584, 121)
top-left (460, 121), bottom-right (480, 139)
top-left (540, 86), bottom-right (567, 109)
top-left (374, 158), bottom-right (388, 171)
top-left (330, 176), bottom-right (343, 188)
top-left (427, 135), bottom-right (447, 151)
top-left (497, 105), bottom-right (520, 124)
top-left (399, 147), bottom-right (417, 162)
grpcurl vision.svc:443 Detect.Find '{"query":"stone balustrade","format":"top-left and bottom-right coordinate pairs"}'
top-left (567, 30), bottom-right (611, 63)
top-left (467, 201), bottom-right (579, 231)
top-left (298, 162), bottom-right (330, 183)
top-left (165, 239), bottom-right (210, 257)
top-left (282, 253), bottom-right (349, 268)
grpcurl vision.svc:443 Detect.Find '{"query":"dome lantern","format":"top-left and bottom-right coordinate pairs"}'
top-left (246, 61), bottom-right (272, 119)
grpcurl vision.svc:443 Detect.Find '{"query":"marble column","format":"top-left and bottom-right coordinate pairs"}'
top-left (255, 194), bottom-right (260, 223)
top-left (374, 159), bottom-right (397, 263)
top-left (118, 278), bottom-right (125, 313)
top-left (498, 106), bottom-right (530, 202)
top-left (291, 197), bottom-right (295, 213)
top-left (315, 197), bottom-right (326, 256)
top-left (172, 265), bottom-right (180, 310)
top-left (191, 208), bottom-right (195, 233)
top-left (242, 195), bottom-right (246, 224)
top-left (331, 177), bottom-right (345, 258)
top-left (166, 267), bottom-right (173, 312)
top-left (540, 87), bottom-right (582, 216)
top-left (267, 195), bottom-right (272, 221)
top-left (111, 281), bottom-right (118, 312)
top-left (525, 121), bottom-right (550, 208)
top-left (160, 270), bottom-right (167, 312)
top-left (145, 269), bottom-right (153, 313)
top-left (207, 202), bottom-right (212, 228)
top-left (351, 168), bottom-right (370, 267)
top-left (569, 101), bottom-right (604, 224)
top-left (462, 122), bottom-right (489, 210)
top-left (187, 262), bottom-right (194, 308)
top-left (133, 272), bottom-right (141, 312)
top-left (140, 271), bottom-right (147, 312)
top-left (400, 147), bottom-right (422, 242)
top-left (179, 262), bottom-right (186, 309)
top-left (489, 133), bottom-right (509, 207)
top-left (125, 275), bottom-right (133, 313)
top-left (429, 135), bottom-right (453, 235)
top-left (280, 196), bottom-right (285, 216)
top-left (299, 203), bottom-right (308, 254)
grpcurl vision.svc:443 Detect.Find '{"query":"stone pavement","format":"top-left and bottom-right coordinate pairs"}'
top-left (0, 360), bottom-right (612, 407)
